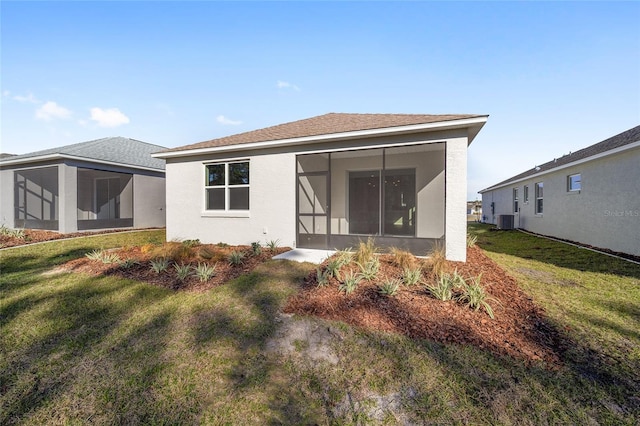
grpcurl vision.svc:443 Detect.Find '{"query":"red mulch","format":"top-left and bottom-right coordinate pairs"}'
top-left (61, 245), bottom-right (290, 292)
top-left (0, 228), bottom-right (161, 249)
top-left (284, 246), bottom-right (564, 367)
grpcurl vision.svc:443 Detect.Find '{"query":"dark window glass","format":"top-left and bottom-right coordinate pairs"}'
top-left (206, 188), bottom-right (225, 210)
top-left (384, 170), bottom-right (416, 236)
top-left (229, 162), bottom-right (249, 185)
top-left (229, 187), bottom-right (249, 210)
top-left (206, 164), bottom-right (225, 186)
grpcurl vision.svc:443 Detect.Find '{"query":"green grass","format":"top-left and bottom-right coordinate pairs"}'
top-left (1, 228), bottom-right (639, 424)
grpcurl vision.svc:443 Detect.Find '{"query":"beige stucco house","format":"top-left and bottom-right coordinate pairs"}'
top-left (153, 113), bottom-right (488, 261)
top-left (479, 125), bottom-right (640, 256)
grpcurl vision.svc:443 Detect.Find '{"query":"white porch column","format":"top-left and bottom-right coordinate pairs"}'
top-left (445, 137), bottom-right (468, 262)
top-left (58, 164), bottom-right (78, 233)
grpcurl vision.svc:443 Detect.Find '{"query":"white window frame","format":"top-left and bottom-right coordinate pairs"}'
top-left (513, 188), bottom-right (519, 213)
top-left (535, 182), bottom-right (544, 214)
top-left (203, 160), bottom-right (250, 216)
top-left (567, 173), bottom-right (581, 192)
top-left (523, 185), bottom-right (529, 203)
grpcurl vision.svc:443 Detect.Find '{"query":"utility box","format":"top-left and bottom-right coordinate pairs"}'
top-left (497, 214), bottom-right (514, 230)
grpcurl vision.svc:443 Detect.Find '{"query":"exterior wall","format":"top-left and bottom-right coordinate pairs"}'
top-left (165, 128), bottom-right (471, 260)
top-left (165, 151), bottom-right (297, 246)
top-left (445, 137), bottom-right (469, 262)
top-left (481, 146), bottom-right (640, 256)
top-left (59, 164), bottom-right (78, 233)
top-left (133, 174), bottom-right (166, 228)
top-left (0, 168), bottom-right (15, 228)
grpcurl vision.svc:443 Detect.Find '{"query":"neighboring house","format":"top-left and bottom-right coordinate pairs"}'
top-left (153, 113), bottom-right (488, 261)
top-left (479, 125), bottom-right (640, 256)
top-left (467, 200), bottom-right (482, 221)
top-left (0, 137), bottom-right (167, 233)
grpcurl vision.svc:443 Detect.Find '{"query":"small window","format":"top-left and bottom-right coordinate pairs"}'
top-left (513, 188), bottom-right (519, 213)
top-left (205, 161), bottom-right (250, 211)
top-left (568, 173), bottom-right (581, 192)
top-left (523, 185), bottom-right (529, 203)
top-left (535, 182), bottom-right (544, 214)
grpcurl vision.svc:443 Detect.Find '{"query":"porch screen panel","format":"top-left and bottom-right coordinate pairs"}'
top-left (77, 169), bottom-right (133, 229)
top-left (14, 166), bottom-right (59, 229)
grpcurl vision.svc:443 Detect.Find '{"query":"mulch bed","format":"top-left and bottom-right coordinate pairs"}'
top-left (284, 246), bottom-right (564, 366)
top-left (0, 228), bottom-right (161, 249)
top-left (59, 245), bottom-right (290, 292)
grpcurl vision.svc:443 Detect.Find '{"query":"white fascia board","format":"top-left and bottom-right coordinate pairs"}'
top-left (478, 140), bottom-right (640, 193)
top-left (0, 154), bottom-right (165, 173)
top-left (153, 116), bottom-right (488, 159)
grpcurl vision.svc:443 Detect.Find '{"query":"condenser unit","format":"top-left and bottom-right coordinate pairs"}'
top-left (497, 214), bottom-right (514, 230)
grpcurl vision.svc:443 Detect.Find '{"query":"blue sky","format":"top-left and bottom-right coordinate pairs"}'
top-left (2, 1), bottom-right (639, 199)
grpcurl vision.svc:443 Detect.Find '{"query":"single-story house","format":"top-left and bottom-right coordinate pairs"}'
top-left (0, 137), bottom-right (167, 233)
top-left (479, 125), bottom-right (640, 256)
top-left (153, 113), bottom-right (488, 261)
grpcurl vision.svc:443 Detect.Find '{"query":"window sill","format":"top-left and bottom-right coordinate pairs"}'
top-left (201, 211), bottom-right (250, 218)
top-left (567, 190), bottom-right (581, 195)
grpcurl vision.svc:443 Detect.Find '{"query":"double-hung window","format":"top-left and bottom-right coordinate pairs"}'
top-left (535, 182), bottom-right (543, 214)
top-left (205, 161), bottom-right (250, 211)
top-left (523, 185), bottom-right (529, 203)
top-left (513, 188), bottom-right (519, 213)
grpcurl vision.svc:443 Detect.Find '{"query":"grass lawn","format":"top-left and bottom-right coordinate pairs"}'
top-left (1, 228), bottom-right (639, 424)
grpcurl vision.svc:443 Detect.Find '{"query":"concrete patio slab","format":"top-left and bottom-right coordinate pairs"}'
top-left (273, 248), bottom-right (336, 264)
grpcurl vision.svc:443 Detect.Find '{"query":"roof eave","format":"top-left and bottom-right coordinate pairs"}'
top-left (478, 139), bottom-right (640, 193)
top-left (153, 115), bottom-right (489, 159)
top-left (0, 153), bottom-right (165, 172)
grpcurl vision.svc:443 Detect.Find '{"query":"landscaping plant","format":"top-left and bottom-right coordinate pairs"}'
top-left (174, 262), bottom-right (192, 281)
top-left (194, 262), bottom-right (217, 282)
top-left (338, 270), bottom-right (361, 295)
top-left (457, 274), bottom-right (497, 319)
top-left (401, 266), bottom-right (422, 286)
top-left (149, 257), bottom-right (170, 273)
top-left (378, 278), bottom-right (401, 297)
top-left (228, 250), bottom-right (245, 266)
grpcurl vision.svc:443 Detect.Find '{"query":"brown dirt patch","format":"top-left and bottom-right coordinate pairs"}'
top-left (58, 244), bottom-right (290, 292)
top-left (0, 228), bottom-right (161, 249)
top-left (284, 246), bottom-right (563, 367)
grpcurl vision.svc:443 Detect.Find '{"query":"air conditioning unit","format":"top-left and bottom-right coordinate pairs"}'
top-left (497, 215), bottom-right (514, 230)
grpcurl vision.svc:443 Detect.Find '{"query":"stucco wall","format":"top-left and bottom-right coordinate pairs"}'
top-left (165, 152), bottom-right (297, 247)
top-left (133, 174), bottom-right (166, 228)
top-left (481, 146), bottom-right (640, 256)
top-left (445, 137), bottom-right (469, 262)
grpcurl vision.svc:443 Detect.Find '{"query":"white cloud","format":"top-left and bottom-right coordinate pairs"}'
top-left (3, 90), bottom-right (10, 97)
top-left (277, 80), bottom-right (300, 91)
top-left (216, 115), bottom-right (242, 125)
top-left (14, 92), bottom-right (39, 104)
top-left (35, 101), bottom-right (72, 121)
top-left (90, 107), bottom-right (130, 127)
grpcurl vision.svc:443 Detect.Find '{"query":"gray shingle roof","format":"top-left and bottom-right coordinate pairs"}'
top-left (160, 112), bottom-right (486, 153)
top-left (480, 125), bottom-right (640, 192)
top-left (0, 137), bottom-right (166, 170)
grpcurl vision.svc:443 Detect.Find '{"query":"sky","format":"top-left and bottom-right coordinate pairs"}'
top-left (2, 1), bottom-right (639, 200)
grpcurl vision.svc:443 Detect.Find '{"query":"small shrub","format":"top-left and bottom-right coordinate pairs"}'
top-left (357, 257), bottom-right (380, 281)
top-left (198, 246), bottom-right (216, 260)
top-left (335, 249), bottom-right (353, 267)
top-left (194, 262), bottom-right (217, 282)
top-left (467, 233), bottom-right (478, 248)
top-left (150, 242), bottom-right (194, 262)
top-left (119, 258), bottom-right (138, 269)
top-left (174, 262), bottom-right (192, 281)
top-left (354, 237), bottom-right (377, 265)
top-left (325, 259), bottom-right (343, 280)
top-left (150, 258), bottom-right (170, 274)
top-left (85, 249), bottom-right (120, 264)
top-left (457, 275), bottom-right (497, 319)
top-left (0, 225), bottom-right (26, 239)
top-left (424, 243), bottom-right (447, 277)
top-left (251, 241), bottom-right (262, 256)
top-left (402, 267), bottom-right (422, 286)
top-left (378, 278), bottom-right (401, 297)
top-left (425, 269), bottom-right (465, 301)
top-left (182, 239), bottom-right (201, 248)
top-left (339, 270), bottom-right (361, 295)
top-left (316, 267), bottom-right (331, 287)
top-left (140, 243), bottom-right (155, 254)
top-left (217, 242), bottom-right (230, 248)
top-left (266, 239), bottom-right (280, 251)
top-left (228, 250), bottom-right (245, 266)
top-left (389, 247), bottom-right (417, 270)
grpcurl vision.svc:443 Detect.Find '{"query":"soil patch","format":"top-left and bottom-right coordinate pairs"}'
top-left (284, 246), bottom-right (564, 366)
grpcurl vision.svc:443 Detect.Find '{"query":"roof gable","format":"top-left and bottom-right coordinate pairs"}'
top-left (480, 125), bottom-right (640, 192)
top-left (0, 137), bottom-right (167, 170)
top-left (160, 112), bottom-right (487, 154)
